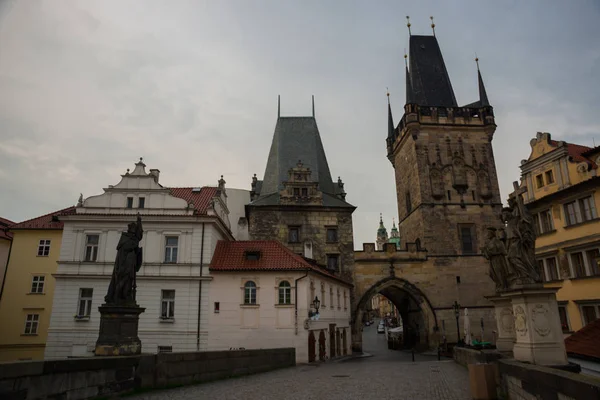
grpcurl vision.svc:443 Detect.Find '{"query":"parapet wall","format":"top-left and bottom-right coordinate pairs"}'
top-left (0, 348), bottom-right (295, 400)
top-left (499, 359), bottom-right (600, 400)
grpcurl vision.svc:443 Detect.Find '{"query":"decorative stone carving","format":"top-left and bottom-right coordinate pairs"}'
top-left (482, 227), bottom-right (510, 291)
top-left (514, 306), bottom-right (527, 337)
top-left (499, 307), bottom-right (514, 334)
top-left (532, 304), bottom-right (551, 337)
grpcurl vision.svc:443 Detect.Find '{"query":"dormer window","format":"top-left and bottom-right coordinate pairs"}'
top-left (245, 251), bottom-right (261, 261)
top-left (545, 170), bottom-right (554, 184)
top-left (127, 197), bottom-right (134, 208)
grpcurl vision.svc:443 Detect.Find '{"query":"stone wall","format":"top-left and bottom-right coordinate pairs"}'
top-left (453, 347), bottom-right (503, 368)
top-left (247, 207), bottom-right (355, 278)
top-left (0, 348), bottom-right (295, 400)
top-left (499, 359), bottom-right (600, 400)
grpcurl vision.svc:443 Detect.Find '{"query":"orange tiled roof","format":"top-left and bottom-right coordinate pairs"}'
top-left (169, 187), bottom-right (219, 214)
top-left (565, 319), bottom-right (600, 361)
top-left (10, 207), bottom-right (76, 230)
top-left (550, 140), bottom-right (597, 169)
top-left (210, 240), bottom-right (351, 285)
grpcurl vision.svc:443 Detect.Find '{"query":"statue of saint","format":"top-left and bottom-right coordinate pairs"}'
top-left (503, 194), bottom-right (541, 285)
top-left (482, 227), bottom-right (510, 291)
top-left (104, 214), bottom-right (143, 305)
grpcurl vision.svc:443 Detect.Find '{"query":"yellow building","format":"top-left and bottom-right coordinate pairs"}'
top-left (518, 132), bottom-right (600, 335)
top-left (0, 207), bottom-right (72, 361)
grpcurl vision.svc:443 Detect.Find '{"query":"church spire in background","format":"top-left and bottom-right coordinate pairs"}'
top-left (387, 90), bottom-right (394, 139)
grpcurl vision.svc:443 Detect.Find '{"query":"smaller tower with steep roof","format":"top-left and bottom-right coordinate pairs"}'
top-left (376, 214), bottom-right (388, 250)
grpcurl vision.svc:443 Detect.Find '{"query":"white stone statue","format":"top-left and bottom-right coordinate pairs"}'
top-left (464, 308), bottom-right (472, 345)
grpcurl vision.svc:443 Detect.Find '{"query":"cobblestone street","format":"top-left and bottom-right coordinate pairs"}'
top-left (130, 325), bottom-right (471, 400)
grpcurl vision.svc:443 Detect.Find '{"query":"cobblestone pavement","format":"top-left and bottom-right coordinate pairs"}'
top-left (130, 325), bottom-right (471, 400)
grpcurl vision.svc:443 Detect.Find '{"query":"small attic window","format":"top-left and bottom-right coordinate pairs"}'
top-left (245, 251), bottom-right (261, 261)
top-left (51, 215), bottom-right (59, 222)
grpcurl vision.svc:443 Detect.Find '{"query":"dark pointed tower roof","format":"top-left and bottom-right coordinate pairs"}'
top-left (477, 60), bottom-right (490, 106)
top-left (407, 35), bottom-right (457, 107)
top-left (387, 93), bottom-right (394, 139)
top-left (253, 107), bottom-right (354, 208)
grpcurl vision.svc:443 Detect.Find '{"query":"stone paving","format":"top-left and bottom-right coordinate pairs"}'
top-left (130, 325), bottom-right (471, 400)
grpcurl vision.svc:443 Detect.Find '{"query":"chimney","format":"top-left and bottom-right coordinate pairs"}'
top-left (149, 169), bottom-right (160, 183)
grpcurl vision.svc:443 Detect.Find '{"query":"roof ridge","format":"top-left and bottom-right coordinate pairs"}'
top-left (11, 206), bottom-right (76, 228)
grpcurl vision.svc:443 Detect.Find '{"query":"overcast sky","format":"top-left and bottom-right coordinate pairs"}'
top-left (1, 1), bottom-right (599, 248)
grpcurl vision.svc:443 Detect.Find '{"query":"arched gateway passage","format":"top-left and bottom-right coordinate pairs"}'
top-left (352, 276), bottom-right (438, 353)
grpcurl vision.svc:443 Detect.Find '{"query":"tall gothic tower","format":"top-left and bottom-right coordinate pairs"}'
top-left (387, 34), bottom-right (503, 256)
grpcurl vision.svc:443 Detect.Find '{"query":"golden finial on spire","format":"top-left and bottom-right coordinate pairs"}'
top-left (430, 16), bottom-right (436, 36)
top-left (404, 49), bottom-right (408, 66)
top-left (406, 16), bottom-right (411, 35)
top-left (386, 87), bottom-right (390, 104)
top-left (475, 53), bottom-right (480, 70)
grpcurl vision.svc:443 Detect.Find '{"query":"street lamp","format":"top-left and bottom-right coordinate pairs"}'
top-left (452, 300), bottom-right (461, 345)
top-left (308, 296), bottom-right (321, 319)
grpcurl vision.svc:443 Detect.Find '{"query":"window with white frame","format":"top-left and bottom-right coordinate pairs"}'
top-left (138, 197), bottom-right (145, 209)
top-left (310, 280), bottom-right (315, 302)
top-left (538, 257), bottom-right (559, 281)
top-left (570, 252), bottom-right (586, 278)
top-left (587, 248), bottom-right (600, 276)
top-left (30, 276), bottom-right (45, 293)
top-left (568, 247), bottom-right (600, 278)
top-left (278, 281), bottom-right (291, 305)
top-left (37, 240), bottom-right (51, 256)
top-left (330, 286), bottom-right (334, 307)
top-left (343, 290), bottom-right (347, 309)
top-left (164, 236), bottom-right (178, 263)
top-left (539, 209), bottom-right (554, 233)
top-left (537, 260), bottom-right (547, 281)
top-left (161, 290), bottom-right (175, 319)
top-left (321, 283), bottom-right (326, 308)
top-left (564, 196), bottom-right (598, 226)
top-left (558, 304), bottom-right (570, 332)
top-left (580, 303), bottom-right (600, 326)
top-left (24, 314), bottom-right (39, 334)
top-left (77, 288), bottom-right (93, 318)
top-left (244, 281), bottom-right (257, 305)
top-left (85, 234), bottom-right (99, 262)
top-left (337, 288), bottom-right (341, 309)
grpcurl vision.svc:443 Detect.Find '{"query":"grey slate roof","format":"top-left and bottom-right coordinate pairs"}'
top-left (407, 35), bottom-right (457, 107)
top-left (252, 116), bottom-right (354, 208)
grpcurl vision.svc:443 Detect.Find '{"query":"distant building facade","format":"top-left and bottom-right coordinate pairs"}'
top-left (0, 209), bottom-right (71, 361)
top-left (207, 240), bottom-right (352, 363)
top-left (44, 159), bottom-right (242, 359)
top-left (515, 132), bottom-right (600, 335)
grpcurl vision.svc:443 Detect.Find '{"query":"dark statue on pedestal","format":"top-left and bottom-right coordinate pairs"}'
top-left (105, 215), bottom-right (143, 305)
top-left (95, 214), bottom-right (146, 356)
top-left (483, 182), bottom-right (542, 292)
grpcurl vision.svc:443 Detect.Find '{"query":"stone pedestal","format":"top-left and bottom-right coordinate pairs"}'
top-left (486, 295), bottom-right (515, 353)
top-left (95, 305), bottom-right (145, 356)
top-left (501, 286), bottom-right (567, 366)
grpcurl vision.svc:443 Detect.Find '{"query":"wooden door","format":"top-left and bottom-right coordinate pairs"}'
top-left (308, 331), bottom-right (316, 362)
top-left (342, 329), bottom-right (347, 355)
top-left (329, 324), bottom-right (336, 358)
top-left (318, 331), bottom-right (326, 361)
top-left (336, 329), bottom-right (341, 356)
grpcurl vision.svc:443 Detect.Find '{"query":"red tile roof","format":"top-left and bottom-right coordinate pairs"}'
top-left (210, 240), bottom-right (351, 285)
top-left (550, 140), bottom-right (597, 169)
top-left (0, 217), bottom-right (14, 226)
top-left (10, 207), bottom-right (76, 230)
top-left (565, 319), bottom-right (600, 361)
top-left (169, 187), bottom-right (219, 214)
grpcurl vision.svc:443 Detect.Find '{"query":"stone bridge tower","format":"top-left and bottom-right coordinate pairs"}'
top-left (351, 32), bottom-right (503, 352)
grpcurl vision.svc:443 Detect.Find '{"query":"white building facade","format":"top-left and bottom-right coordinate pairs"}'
top-left (45, 159), bottom-right (242, 359)
top-left (208, 240), bottom-right (352, 363)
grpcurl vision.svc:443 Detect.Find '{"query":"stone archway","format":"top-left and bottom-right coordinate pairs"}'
top-left (352, 276), bottom-right (438, 353)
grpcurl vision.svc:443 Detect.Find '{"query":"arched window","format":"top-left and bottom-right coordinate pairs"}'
top-left (278, 281), bottom-right (291, 305)
top-left (244, 281), bottom-right (257, 304)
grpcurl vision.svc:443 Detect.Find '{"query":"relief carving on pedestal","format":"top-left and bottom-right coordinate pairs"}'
top-left (499, 307), bottom-right (514, 334)
top-left (514, 306), bottom-right (527, 337)
top-left (531, 304), bottom-right (551, 337)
